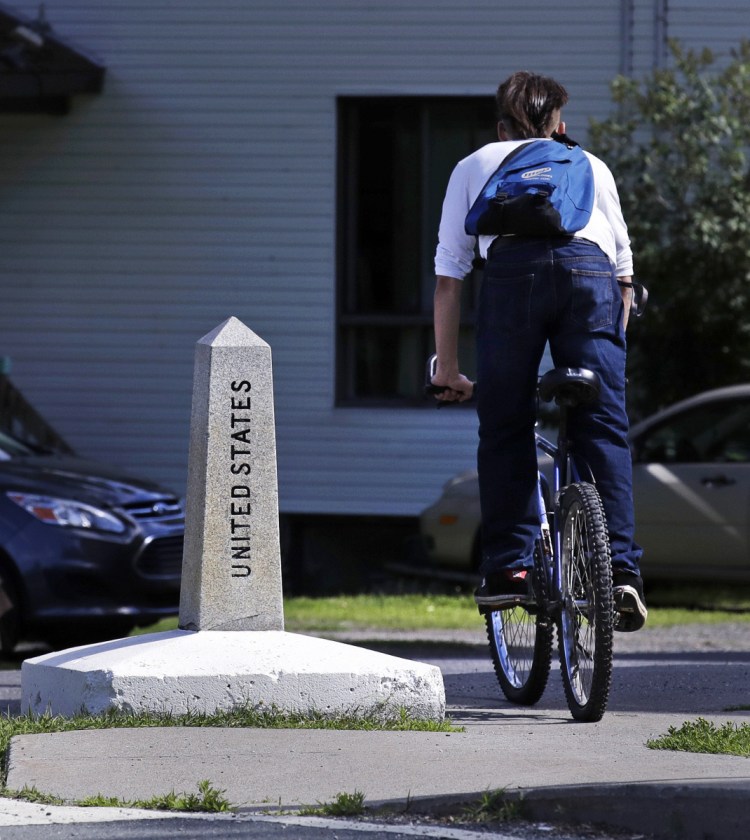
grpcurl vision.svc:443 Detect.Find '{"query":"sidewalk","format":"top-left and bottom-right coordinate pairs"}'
top-left (5, 624), bottom-right (750, 840)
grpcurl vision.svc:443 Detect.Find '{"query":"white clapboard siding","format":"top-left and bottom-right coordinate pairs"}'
top-left (0, 1), bottom-right (744, 516)
top-left (668, 0), bottom-right (750, 55)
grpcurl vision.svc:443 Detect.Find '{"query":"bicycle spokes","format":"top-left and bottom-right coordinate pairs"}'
top-left (493, 608), bottom-right (537, 687)
top-left (486, 600), bottom-right (553, 706)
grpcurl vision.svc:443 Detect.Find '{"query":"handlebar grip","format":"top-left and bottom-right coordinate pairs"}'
top-left (423, 355), bottom-right (477, 406)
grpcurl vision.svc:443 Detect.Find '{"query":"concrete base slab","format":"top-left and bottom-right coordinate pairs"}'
top-left (20, 630), bottom-right (445, 720)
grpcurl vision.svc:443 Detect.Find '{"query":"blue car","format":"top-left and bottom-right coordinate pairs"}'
top-left (0, 428), bottom-right (183, 653)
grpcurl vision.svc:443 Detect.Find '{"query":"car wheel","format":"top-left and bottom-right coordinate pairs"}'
top-left (0, 569), bottom-right (21, 656)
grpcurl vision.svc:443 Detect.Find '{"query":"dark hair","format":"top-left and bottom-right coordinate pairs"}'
top-left (495, 71), bottom-right (569, 139)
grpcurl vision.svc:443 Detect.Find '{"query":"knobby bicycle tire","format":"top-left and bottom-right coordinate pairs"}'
top-left (556, 481), bottom-right (614, 722)
top-left (485, 539), bottom-right (554, 706)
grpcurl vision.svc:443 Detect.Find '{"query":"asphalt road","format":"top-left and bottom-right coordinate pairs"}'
top-left (0, 812), bottom-right (646, 840)
top-left (343, 621), bottom-right (750, 718)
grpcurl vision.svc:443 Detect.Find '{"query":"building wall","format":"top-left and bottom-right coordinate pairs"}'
top-left (0, 1), bottom-right (745, 516)
top-left (668, 0), bottom-right (750, 55)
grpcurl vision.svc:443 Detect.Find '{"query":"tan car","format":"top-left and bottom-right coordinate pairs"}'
top-left (420, 384), bottom-right (750, 582)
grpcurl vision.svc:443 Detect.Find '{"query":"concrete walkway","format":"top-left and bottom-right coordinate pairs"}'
top-left (4, 623), bottom-right (750, 840)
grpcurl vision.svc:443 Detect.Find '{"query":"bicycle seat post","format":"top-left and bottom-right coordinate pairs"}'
top-left (537, 367), bottom-right (602, 487)
top-left (556, 402), bottom-right (572, 486)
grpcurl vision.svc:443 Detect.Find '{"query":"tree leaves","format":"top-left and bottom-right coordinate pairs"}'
top-left (589, 40), bottom-right (750, 416)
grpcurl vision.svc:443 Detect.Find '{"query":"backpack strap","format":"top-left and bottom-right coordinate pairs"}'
top-left (550, 130), bottom-right (581, 148)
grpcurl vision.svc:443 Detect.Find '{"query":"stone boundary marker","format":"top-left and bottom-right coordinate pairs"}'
top-left (21, 317), bottom-right (445, 722)
top-left (179, 317), bottom-right (283, 632)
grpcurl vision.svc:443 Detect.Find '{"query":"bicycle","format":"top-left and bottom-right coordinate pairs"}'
top-left (426, 359), bottom-right (615, 722)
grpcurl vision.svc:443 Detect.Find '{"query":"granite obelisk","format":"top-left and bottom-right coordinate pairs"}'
top-left (179, 316), bottom-right (284, 632)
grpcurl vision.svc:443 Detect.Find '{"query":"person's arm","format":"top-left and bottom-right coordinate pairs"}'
top-left (618, 275), bottom-right (633, 331)
top-left (432, 275), bottom-right (474, 402)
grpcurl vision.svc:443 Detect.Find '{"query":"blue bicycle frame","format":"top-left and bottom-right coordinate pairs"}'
top-left (534, 405), bottom-right (594, 612)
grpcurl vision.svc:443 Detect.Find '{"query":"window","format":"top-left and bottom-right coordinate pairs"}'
top-left (337, 97), bottom-right (495, 405)
top-left (633, 398), bottom-right (750, 464)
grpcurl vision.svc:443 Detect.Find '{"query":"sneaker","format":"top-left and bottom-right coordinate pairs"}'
top-left (613, 571), bottom-right (648, 632)
top-left (474, 569), bottom-right (533, 610)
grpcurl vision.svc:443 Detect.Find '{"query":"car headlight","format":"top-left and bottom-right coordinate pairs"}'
top-left (7, 493), bottom-right (127, 534)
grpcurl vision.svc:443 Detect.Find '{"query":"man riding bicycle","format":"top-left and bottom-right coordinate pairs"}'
top-left (430, 70), bottom-right (647, 631)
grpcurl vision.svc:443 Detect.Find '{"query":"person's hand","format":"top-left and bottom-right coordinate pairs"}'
top-left (431, 370), bottom-right (474, 403)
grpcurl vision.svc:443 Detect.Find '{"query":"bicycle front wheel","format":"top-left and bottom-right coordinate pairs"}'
top-left (486, 602), bottom-right (553, 706)
top-left (557, 482), bottom-right (614, 722)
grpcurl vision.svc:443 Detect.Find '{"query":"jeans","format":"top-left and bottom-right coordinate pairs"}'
top-left (476, 236), bottom-right (642, 576)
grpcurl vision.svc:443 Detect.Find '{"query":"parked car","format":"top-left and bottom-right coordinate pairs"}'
top-left (0, 428), bottom-right (184, 653)
top-left (419, 384), bottom-right (750, 583)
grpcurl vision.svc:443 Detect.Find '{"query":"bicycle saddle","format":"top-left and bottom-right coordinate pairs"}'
top-left (538, 367), bottom-right (601, 407)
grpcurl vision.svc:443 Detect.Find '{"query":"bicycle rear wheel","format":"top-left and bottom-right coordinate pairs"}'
top-left (485, 561), bottom-right (553, 706)
top-left (556, 482), bottom-right (614, 722)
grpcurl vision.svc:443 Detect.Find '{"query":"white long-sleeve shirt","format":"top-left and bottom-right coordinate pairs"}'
top-left (434, 139), bottom-right (633, 279)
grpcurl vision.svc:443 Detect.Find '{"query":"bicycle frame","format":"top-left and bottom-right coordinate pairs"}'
top-left (534, 410), bottom-right (586, 613)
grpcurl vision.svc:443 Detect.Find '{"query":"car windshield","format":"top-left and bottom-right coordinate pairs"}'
top-left (0, 429), bottom-right (35, 460)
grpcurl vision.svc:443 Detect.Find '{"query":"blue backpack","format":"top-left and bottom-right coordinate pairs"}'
top-left (464, 137), bottom-right (594, 237)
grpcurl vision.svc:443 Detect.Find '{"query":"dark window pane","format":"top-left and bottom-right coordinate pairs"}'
top-left (353, 326), bottom-right (427, 400)
top-left (338, 96), bottom-right (494, 404)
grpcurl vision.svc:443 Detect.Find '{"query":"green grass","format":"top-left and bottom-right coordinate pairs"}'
top-left (299, 790), bottom-right (367, 817)
top-left (462, 788), bottom-right (522, 823)
top-left (12, 780), bottom-right (233, 813)
top-left (80, 779), bottom-right (233, 812)
top-left (9, 786), bottom-right (64, 805)
top-left (648, 718), bottom-right (750, 757)
top-left (646, 583), bottom-right (750, 612)
top-left (644, 607), bottom-right (750, 627)
top-left (284, 594), bottom-right (481, 631)
top-left (129, 617), bottom-right (181, 636)
top-left (131, 589), bottom-right (750, 638)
